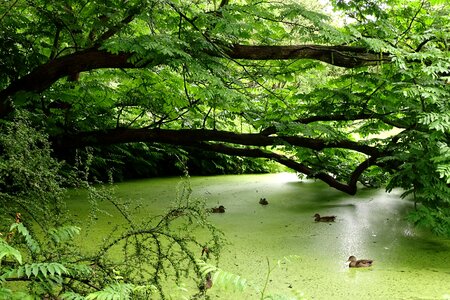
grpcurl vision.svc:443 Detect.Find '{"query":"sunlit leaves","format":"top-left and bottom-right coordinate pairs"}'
top-left (83, 283), bottom-right (158, 300)
top-left (197, 259), bottom-right (247, 292)
top-left (15, 262), bottom-right (68, 279)
top-left (103, 34), bottom-right (191, 65)
top-left (419, 112), bottom-right (450, 132)
top-left (432, 143), bottom-right (450, 184)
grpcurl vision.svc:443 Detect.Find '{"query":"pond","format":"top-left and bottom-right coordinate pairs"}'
top-left (66, 173), bottom-right (450, 299)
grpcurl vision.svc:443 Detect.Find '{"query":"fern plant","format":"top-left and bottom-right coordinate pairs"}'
top-left (0, 222), bottom-right (78, 298)
top-left (1, 114), bottom-right (226, 299)
top-left (196, 256), bottom-right (305, 300)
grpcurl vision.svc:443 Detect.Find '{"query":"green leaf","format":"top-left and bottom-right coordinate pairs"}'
top-left (49, 226), bottom-right (81, 244)
top-left (9, 223), bottom-right (41, 254)
top-left (18, 263), bottom-right (68, 279)
top-left (85, 283), bottom-right (134, 300)
top-left (24, 265), bottom-right (32, 278)
top-left (31, 264), bottom-right (39, 277)
top-left (60, 292), bottom-right (86, 300)
top-left (0, 240), bottom-right (22, 264)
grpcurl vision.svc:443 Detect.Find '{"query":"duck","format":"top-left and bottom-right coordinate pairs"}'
top-left (204, 272), bottom-right (213, 289)
top-left (259, 198), bottom-right (268, 205)
top-left (211, 205), bottom-right (225, 213)
top-left (347, 256), bottom-right (373, 268)
top-left (201, 246), bottom-right (209, 257)
top-left (314, 213), bottom-right (336, 222)
top-left (198, 272), bottom-right (213, 292)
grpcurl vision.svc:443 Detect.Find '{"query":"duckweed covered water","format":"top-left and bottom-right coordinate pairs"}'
top-left (66, 173), bottom-right (450, 299)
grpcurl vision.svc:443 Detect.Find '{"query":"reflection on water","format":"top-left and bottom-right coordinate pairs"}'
top-left (66, 173), bottom-right (450, 299)
top-left (188, 173), bottom-right (450, 299)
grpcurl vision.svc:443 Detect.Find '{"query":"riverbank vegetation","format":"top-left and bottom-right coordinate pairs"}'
top-left (1, 0), bottom-right (450, 298)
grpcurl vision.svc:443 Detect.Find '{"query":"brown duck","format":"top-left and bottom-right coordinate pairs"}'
top-left (259, 198), bottom-right (268, 205)
top-left (314, 213), bottom-right (336, 222)
top-left (204, 272), bottom-right (213, 289)
top-left (347, 256), bottom-right (373, 268)
top-left (210, 205), bottom-right (225, 213)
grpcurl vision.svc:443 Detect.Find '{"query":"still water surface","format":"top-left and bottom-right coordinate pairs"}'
top-left (66, 173), bottom-right (450, 299)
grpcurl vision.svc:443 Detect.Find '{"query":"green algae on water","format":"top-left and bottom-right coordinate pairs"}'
top-left (65, 173), bottom-right (450, 299)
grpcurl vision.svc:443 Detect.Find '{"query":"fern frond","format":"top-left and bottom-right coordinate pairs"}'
top-left (48, 226), bottom-right (81, 244)
top-left (85, 283), bottom-right (134, 300)
top-left (0, 288), bottom-right (12, 299)
top-left (83, 283), bottom-right (158, 300)
top-left (0, 239), bottom-right (22, 264)
top-left (60, 291), bottom-right (87, 300)
top-left (197, 259), bottom-right (247, 291)
top-left (14, 262), bottom-right (68, 278)
top-left (9, 223), bottom-right (41, 254)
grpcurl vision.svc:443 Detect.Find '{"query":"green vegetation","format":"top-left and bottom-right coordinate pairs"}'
top-left (1, 0), bottom-right (450, 298)
top-left (0, 117), bottom-right (224, 298)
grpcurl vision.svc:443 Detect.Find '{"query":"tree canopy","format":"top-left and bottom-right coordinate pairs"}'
top-left (1, 0), bottom-right (450, 234)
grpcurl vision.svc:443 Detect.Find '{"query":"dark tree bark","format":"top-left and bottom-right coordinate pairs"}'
top-left (0, 44), bottom-right (389, 117)
top-left (228, 45), bottom-right (389, 68)
top-left (191, 142), bottom-right (372, 195)
top-left (51, 128), bottom-right (382, 157)
top-left (51, 127), bottom-right (385, 195)
top-left (0, 42), bottom-right (390, 195)
top-left (0, 49), bottom-right (135, 117)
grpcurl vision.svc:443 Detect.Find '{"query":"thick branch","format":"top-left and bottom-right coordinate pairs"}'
top-left (0, 44), bottom-right (390, 117)
top-left (1, 49), bottom-right (134, 94)
top-left (219, 0), bottom-right (229, 8)
top-left (51, 128), bottom-right (382, 157)
top-left (50, 127), bottom-right (388, 194)
top-left (0, 48), bottom-right (135, 116)
top-left (348, 156), bottom-right (378, 187)
top-left (227, 44), bottom-right (390, 68)
top-left (193, 142), bottom-right (358, 194)
top-left (261, 112), bottom-right (408, 135)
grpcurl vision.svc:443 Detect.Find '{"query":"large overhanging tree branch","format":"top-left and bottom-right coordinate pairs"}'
top-left (52, 128), bottom-right (383, 156)
top-left (0, 45), bottom-right (389, 117)
top-left (192, 142), bottom-right (379, 195)
top-left (1, 0), bottom-right (449, 238)
top-left (261, 112), bottom-right (410, 136)
top-left (228, 45), bottom-right (389, 67)
top-left (51, 128), bottom-right (385, 194)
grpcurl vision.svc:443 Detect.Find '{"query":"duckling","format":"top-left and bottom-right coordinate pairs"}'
top-left (314, 213), bottom-right (336, 222)
top-left (259, 198), bottom-right (268, 205)
top-left (211, 205), bottom-right (225, 213)
top-left (347, 256), bottom-right (373, 268)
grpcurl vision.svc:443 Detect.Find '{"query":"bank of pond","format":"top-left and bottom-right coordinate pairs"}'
top-left (65, 173), bottom-right (450, 299)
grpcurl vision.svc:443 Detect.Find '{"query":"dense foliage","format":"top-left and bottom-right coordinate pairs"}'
top-left (0, 115), bottom-right (224, 299)
top-left (1, 0), bottom-right (450, 297)
top-left (1, 0), bottom-right (449, 226)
